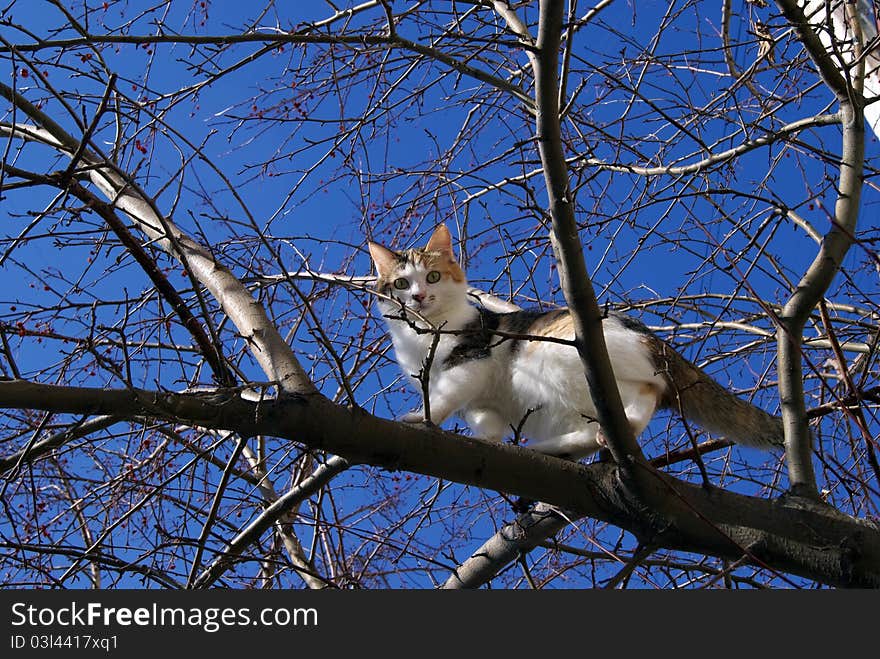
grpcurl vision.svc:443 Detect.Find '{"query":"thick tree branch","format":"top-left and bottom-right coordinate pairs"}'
top-left (778, 1), bottom-right (853, 94)
top-left (2, 378), bottom-right (879, 588)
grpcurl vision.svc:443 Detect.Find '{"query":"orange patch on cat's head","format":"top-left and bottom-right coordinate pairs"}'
top-left (367, 241), bottom-right (406, 292)
top-left (414, 249), bottom-right (465, 283)
top-left (367, 224), bottom-right (465, 289)
top-left (420, 224), bottom-right (464, 282)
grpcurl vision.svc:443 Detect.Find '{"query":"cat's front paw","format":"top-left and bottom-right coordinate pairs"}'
top-left (397, 410), bottom-right (426, 424)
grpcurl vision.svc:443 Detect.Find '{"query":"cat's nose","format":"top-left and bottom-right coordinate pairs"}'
top-left (412, 292), bottom-right (426, 303)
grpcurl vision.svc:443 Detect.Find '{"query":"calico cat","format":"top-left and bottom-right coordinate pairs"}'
top-left (368, 224), bottom-right (784, 459)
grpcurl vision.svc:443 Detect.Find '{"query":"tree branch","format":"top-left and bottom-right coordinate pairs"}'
top-left (192, 455), bottom-right (348, 589)
top-left (774, 0), bottom-right (866, 496)
top-left (533, 0), bottom-right (641, 464)
top-left (441, 503), bottom-right (568, 589)
top-left (0, 102), bottom-right (316, 396)
top-left (2, 378), bottom-right (878, 588)
top-left (0, 415), bottom-right (120, 476)
top-left (63, 180), bottom-right (234, 385)
top-left (0, 30), bottom-right (534, 109)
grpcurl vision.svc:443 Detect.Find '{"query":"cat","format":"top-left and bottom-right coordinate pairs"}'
top-left (368, 224), bottom-right (784, 459)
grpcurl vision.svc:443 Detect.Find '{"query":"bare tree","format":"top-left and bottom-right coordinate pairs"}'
top-left (0, 0), bottom-right (878, 589)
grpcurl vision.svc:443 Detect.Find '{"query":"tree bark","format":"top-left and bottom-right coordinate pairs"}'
top-left (2, 378), bottom-right (878, 588)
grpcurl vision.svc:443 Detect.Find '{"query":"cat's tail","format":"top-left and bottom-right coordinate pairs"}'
top-left (648, 337), bottom-right (784, 449)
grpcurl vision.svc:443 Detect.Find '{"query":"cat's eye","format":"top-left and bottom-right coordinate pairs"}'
top-left (426, 270), bottom-right (441, 284)
top-left (393, 277), bottom-right (409, 290)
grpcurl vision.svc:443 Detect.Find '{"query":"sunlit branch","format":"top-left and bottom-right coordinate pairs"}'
top-left (238, 443), bottom-right (333, 589)
top-left (0, 99), bottom-right (316, 395)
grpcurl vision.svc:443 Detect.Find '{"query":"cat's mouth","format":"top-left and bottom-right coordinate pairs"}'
top-left (408, 298), bottom-right (434, 314)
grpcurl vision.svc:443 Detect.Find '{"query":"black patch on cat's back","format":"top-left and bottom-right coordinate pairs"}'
top-left (443, 308), bottom-right (500, 368)
top-left (504, 308), bottom-right (568, 353)
top-left (606, 309), bottom-right (655, 337)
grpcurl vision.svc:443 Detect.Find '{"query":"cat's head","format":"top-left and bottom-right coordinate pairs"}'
top-left (368, 224), bottom-right (468, 321)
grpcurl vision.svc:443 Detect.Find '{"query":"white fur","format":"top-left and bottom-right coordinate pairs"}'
top-left (380, 265), bottom-right (666, 460)
top-left (505, 316), bottom-right (664, 457)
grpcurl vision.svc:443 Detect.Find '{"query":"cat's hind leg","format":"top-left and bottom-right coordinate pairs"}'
top-left (529, 381), bottom-right (661, 459)
top-left (464, 407), bottom-right (508, 443)
top-left (595, 380), bottom-right (661, 447)
top-left (526, 425), bottom-right (602, 459)
top-left (618, 380), bottom-right (661, 437)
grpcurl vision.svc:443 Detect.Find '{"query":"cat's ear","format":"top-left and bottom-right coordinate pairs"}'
top-left (425, 224), bottom-right (455, 259)
top-left (367, 241), bottom-right (399, 277)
